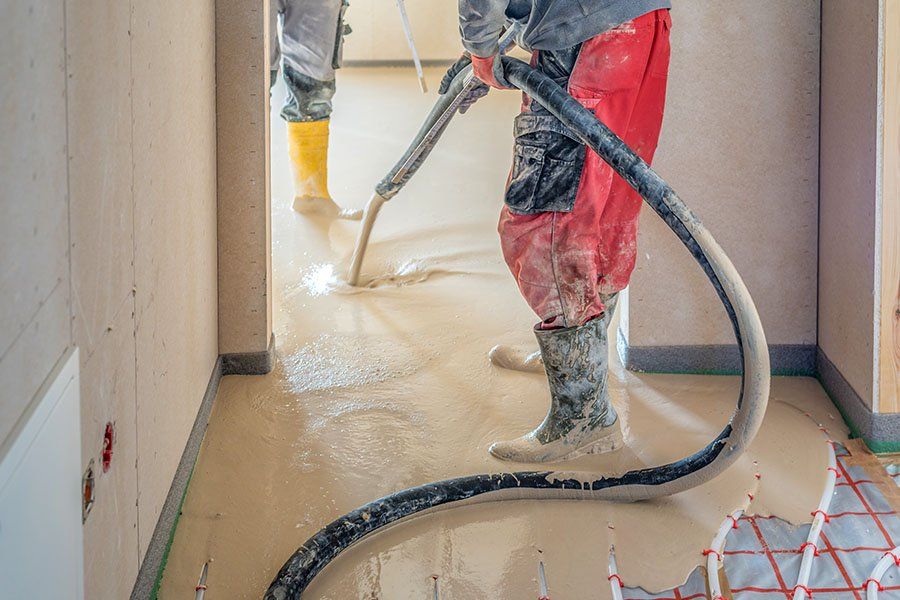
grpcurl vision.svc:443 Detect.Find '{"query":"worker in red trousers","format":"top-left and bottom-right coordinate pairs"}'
top-left (448, 1), bottom-right (672, 462)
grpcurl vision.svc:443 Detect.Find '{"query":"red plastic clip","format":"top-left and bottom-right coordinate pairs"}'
top-left (864, 578), bottom-right (885, 591)
top-left (883, 550), bottom-right (900, 566)
top-left (811, 509), bottom-right (831, 523)
top-left (726, 515), bottom-right (740, 529)
top-left (793, 584), bottom-right (813, 598)
top-left (799, 542), bottom-right (820, 557)
top-left (702, 549), bottom-right (722, 560)
top-left (607, 574), bottom-right (623, 588)
top-left (826, 466), bottom-right (841, 479)
top-left (101, 422), bottom-right (114, 473)
top-left (754, 473), bottom-right (762, 480)
top-left (195, 584), bottom-right (208, 591)
top-left (747, 492), bottom-right (755, 501)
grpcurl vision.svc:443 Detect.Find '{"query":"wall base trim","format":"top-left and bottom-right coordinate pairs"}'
top-left (221, 333), bottom-right (275, 375)
top-left (622, 343), bottom-right (817, 376)
top-left (131, 334), bottom-right (276, 598)
top-left (621, 341), bottom-right (900, 451)
top-left (130, 356), bottom-right (223, 600)
top-left (816, 348), bottom-right (900, 452)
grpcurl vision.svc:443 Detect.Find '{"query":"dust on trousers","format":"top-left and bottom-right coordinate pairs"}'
top-left (269, 0), bottom-right (349, 122)
top-left (499, 9), bottom-right (672, 328)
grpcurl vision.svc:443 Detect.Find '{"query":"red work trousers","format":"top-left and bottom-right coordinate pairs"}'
top-left (499, 10), bottom-right (672, 328)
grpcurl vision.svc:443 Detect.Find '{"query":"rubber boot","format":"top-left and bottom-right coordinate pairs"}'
top-left (488, 311), bottom-right (623, 463)
top-left (489, 293), bottom-right (619, 374)
top-left (287, 120), bottom-right (362, 220)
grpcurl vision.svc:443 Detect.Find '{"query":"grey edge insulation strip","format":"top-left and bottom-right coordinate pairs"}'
top-left (264, 56), bottom-right (770, 600)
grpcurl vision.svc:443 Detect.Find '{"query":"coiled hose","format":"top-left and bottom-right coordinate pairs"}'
top-left (264, 56), bottom-right (770, 600)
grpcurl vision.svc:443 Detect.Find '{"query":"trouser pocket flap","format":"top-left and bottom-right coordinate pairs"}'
top-left (504, 114), bottom-right (586, 215)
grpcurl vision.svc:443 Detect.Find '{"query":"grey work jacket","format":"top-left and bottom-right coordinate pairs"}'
top-left (459, 0), bottom-right (671, 56)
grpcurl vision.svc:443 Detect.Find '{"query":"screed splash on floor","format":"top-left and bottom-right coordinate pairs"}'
top-left (157, 68), bottom-right (846, 600)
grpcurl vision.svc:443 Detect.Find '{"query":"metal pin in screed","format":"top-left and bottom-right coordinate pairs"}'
top-left (538, 561), bottom-right (550, 600)
top-left (195, 562), bottom-right (209, 600)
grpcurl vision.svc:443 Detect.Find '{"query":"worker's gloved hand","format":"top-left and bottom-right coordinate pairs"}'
top-left (459, 83), bottom-right (489, 114)
top-left (439, 52), bottom-right (490, 114)
top-left (471, 53), bottom-right (512, 90)
top-left (439, 52), bottom-right (472, 94)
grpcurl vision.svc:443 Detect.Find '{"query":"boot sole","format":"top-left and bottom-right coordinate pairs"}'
top-left (487, 420), bottom-right (625, 464)
top-left (292, 196), bottom-right (363, 220)
top-left (556, 425), bottom-right (625, 462)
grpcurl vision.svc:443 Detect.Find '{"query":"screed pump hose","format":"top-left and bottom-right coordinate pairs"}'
top-left (265, 56), bottom-right (770, 600)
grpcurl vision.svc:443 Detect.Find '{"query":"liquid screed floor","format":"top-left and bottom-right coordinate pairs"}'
top-left (158, 68), bottom-right (853, 600)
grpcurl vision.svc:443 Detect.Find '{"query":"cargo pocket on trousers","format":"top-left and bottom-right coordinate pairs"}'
top-left (332, 0), bottom-right (351, 70)
top-left (504, 114), bottom-right (586, 215)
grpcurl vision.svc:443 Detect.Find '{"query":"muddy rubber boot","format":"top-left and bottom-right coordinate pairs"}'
top-left (488, 313), bottom-right (623, 463)
top-left (287, 120), bottom-right (362, 220)
top-left (489, 293), bottom-right (619, 374)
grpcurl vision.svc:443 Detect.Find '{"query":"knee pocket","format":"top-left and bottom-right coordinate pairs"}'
top-left (505, 114), bottom-right (586, 215)
top-left (282, 65), bottom-right (336, 121)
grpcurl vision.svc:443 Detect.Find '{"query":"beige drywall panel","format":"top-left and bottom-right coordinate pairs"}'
top-left (819, 0), bottom-right (881, 407)
top-left (217, 0), bottom-right (273, 356)
top-left (80, 302), bottom-right (140, 600)
top-left (0, 1), bottom-right (72, 445)
top-left (879, 0), bottom-right (900, 413)
top-left (67, 0), bottom-right (135, 363)
top-left (0, 287), bottom-right (70, 444)
top-left (341, 0), bottom-right (461, 63)
top-left (64, 0), bottom-right (142, 593)
top-left (628, 1), bottom-right (820, 348)
top-left (131, 0), bottom-right (219, 557)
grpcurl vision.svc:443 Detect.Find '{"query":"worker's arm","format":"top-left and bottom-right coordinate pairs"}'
top-left (458, 0), bottom-right (512, 88)
top-left (459, 0), bottom-right (510, 58)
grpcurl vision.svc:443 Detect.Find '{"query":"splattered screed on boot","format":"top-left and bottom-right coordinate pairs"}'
top-left (157, 68), bottom-right (845, 599)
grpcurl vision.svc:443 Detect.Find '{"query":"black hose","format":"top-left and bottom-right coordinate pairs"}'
top-left (264, 57), bottom-right (769, 600)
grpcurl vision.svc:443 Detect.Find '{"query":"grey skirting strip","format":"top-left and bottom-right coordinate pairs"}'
top-left (130, 356), bottom-right (223, 600)
top-left (622, 341), bottom-right (899, 450)
top-left (816, 348), bottom-right (900, 451)
top-left (221, 333), bottom-right (275, 376)
top-left (623, 343), bottom-right (817, 376)
top-left (131, 335), bottom-right (276, 598)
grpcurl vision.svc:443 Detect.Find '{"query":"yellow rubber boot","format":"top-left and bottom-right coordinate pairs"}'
top-left (287, 120), bottom-right (362, 220)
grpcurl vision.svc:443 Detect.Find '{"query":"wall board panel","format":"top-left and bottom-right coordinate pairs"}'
top-left (0, 0), bottom-right (71, 446)
top-left (629, 1), bottom-right (820, 350)
top-left (0, 287), bottom-right (70, 445)
top-left (818, 0), bottom-right (881, 407)
top-left (80, 302), bottom-right (139, 600)
top-left (67, 0), bottom-right (135, 363)
top-left (879, 0), bottom-right (900, 413)
top-left (131, 0), bottom-right (219, 556)
top-left (64, 0), bottom-right (142, 594)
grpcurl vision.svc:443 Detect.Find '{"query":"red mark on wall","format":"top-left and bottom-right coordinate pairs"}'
top-left (102, 422), bottom-right (114, 473)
